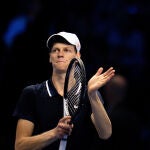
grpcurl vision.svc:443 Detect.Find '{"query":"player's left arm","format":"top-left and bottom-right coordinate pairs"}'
top-left (87, 67), bottom-right (115, 139)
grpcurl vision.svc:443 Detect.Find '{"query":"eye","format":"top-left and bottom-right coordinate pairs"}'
top-left (51, 48), bottom-right (58, 53)
top-left (64, 49), bottom-right (69, 52)
top-left (64, 48), bottom-right (72, 52)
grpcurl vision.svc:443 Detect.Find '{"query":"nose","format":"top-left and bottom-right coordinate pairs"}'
top-left (57, 50), bottom-right (64, 57)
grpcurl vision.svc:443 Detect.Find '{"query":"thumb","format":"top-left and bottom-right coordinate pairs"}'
top-left (95, 67), bottom-right (103, 76)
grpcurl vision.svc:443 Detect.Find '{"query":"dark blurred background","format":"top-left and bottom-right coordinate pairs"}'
top-left (0, 0), bottom-right (150, 149)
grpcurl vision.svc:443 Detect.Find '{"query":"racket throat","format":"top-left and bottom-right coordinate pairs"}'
top-left (63, 98), bottom-right (70, 116)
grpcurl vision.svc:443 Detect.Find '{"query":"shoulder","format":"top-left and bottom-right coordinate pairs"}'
top-left (22, 80), bottom-right (47, 95)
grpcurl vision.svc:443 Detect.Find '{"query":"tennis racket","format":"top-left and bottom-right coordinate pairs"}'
top-left (63, 57), bottom-right (86, 122)
top-left (59, 58), bottom-right (86, 150)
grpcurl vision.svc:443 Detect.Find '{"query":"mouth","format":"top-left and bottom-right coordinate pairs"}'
top-left (56, 60), bottom-right (66, 63)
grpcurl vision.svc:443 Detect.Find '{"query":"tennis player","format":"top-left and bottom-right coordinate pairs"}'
top-left (13, 31), bottom-right (115, 150)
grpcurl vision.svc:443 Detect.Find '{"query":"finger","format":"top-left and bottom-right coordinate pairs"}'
top-left (95, 67), bottom-right (103, 76)
top-left (59, 122), bottom-right (73, 129)
top-left (103, 67), bottom-right (115, 77)
top-left (107, 69), bottom-right (115, 78)
top-left (59, 123), bottom-right (73, 135)
top-left (68, 128), bottom-right (73, 136)
top-left (59, 116), bottom-right (71, 123)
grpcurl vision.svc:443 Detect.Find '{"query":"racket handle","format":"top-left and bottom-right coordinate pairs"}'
top-left (59, 135), bottom-right (68, 150)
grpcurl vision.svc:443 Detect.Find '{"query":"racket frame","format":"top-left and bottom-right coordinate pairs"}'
top-left (63, 58), bottom-right (86, 121)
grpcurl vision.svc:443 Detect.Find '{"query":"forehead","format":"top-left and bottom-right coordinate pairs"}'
top-left (51, 43), bottom-right (76, 50)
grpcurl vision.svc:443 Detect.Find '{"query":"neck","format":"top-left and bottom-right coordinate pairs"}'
top-left (52, 72), bottom-right (66, 96)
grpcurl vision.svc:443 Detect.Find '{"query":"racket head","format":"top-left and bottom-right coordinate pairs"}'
top-left (63, 58), bottom-right (86, 121)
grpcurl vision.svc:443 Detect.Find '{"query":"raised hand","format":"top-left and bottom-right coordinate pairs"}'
top-left (88, 67), bottom-right (115, 94)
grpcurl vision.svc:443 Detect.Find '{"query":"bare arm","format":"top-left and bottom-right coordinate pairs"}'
top-left (15, 116), bottom-right (73, 150)
top-left (88, 67), bottom-right (115, 139)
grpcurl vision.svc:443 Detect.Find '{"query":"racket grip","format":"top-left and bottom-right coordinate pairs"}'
top-left (61, 135), bottom-right (68, 141)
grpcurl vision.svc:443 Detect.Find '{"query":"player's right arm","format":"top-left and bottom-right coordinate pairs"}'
top-left (15, 116), bottom-right (73, 150)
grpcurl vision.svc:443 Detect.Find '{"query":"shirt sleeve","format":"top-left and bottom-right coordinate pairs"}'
top-left (13, 85), bottom-right (36, 123)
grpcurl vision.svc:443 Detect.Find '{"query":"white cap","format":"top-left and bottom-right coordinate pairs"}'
top-left (46, 31), bottom-right (81, 51)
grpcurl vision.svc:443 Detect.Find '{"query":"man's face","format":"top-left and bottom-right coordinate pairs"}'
top-left (49, 43), bottom-right (80, 73)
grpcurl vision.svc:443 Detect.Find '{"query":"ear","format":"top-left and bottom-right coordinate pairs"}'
top-left (49, 55), bottom-right (52, 63)
top-left (76, 52), bottom-right (81, 58)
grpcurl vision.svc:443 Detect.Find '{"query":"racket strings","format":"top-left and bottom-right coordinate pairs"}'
top-left (67, 64), bottom-right (83, 116)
